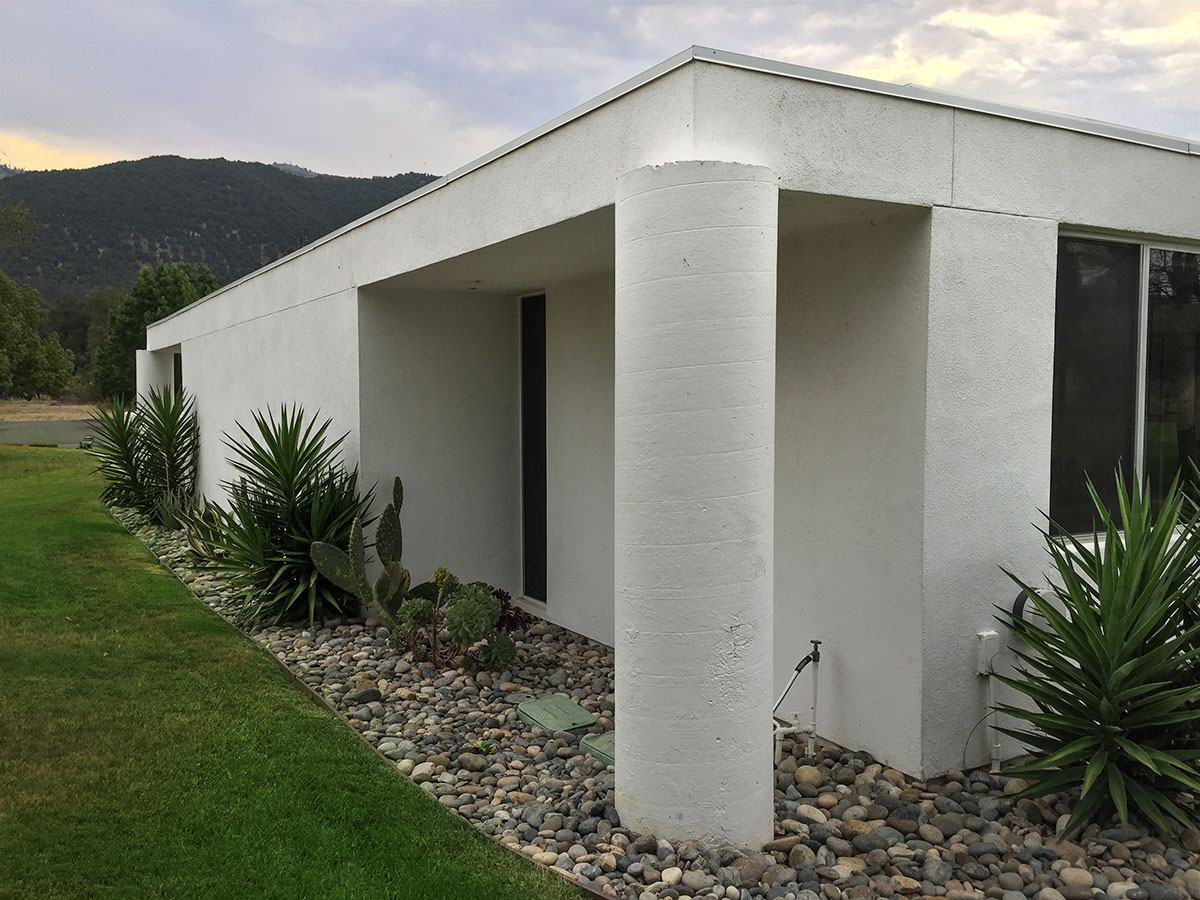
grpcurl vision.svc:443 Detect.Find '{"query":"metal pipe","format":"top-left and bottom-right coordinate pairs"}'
top-left (808, 640), bottom-right (821, 757)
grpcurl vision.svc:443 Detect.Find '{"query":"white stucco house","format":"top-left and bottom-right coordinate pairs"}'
top-left (137, 47), bottom-right (1200, 849)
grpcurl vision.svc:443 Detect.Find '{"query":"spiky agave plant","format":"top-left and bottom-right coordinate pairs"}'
top-left (211, 405), bottom-right (373, 625)
top-left (997, 471), bottom-right (1200, 834)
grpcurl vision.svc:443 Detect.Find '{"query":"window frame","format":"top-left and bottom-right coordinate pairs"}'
top-left (1057, 228), bottom-right (1200, 520)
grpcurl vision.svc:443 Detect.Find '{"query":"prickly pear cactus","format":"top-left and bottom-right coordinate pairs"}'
top-left (311, 540), bottom-right (362, 596)
top-left (375, 477), bottom-right (404, 565)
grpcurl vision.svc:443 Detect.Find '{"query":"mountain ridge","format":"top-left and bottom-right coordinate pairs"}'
top-left (0, 155), bottom-right (438, 303)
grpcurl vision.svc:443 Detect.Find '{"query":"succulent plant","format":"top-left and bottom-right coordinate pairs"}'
top-left (310, 476), bottom-right (410, 631)
top-left (445, 582), bottom-right (500, 647)
top-left (312, 477), bottom-right (523, 669)
top-left (480, 632), bottom-right (517, 669)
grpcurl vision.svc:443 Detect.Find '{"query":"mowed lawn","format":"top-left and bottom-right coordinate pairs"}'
top-left (0, 446), bottom-right (583, 900)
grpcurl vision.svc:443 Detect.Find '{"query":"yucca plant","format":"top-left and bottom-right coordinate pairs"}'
top-left (211, 405), bottom-right (372, 625)
top-left (997, 471), bottom-right (1200, 835)
top-left (91, 396), bottom-right (150, 510)
top-left (90, 386), bottom-right (199, 524)
top-left (138, 385), bottom-right (199, 502)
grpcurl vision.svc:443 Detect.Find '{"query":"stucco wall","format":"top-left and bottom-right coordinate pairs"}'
top-left (180, 288), bottom-right (360, 503)
top-left (357, 287), bottom-right (522, 595)
top-left (693, 64), bottom-right (954, 207)
top-left (951, 111), bottom-right (1200, 240)
top-left (691, 64), bottom-right (1199, 242)
top-left (921, 207), bottom-right (1059, 775)
top-left (774, 208), bottom-right (931, 775)
top-left (545, 274), bottom-right (616, 644)
top-left (135, 347), bottom-right (175, 398)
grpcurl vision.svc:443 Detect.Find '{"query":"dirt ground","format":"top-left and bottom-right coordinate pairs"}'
top-left (0, 399), bottom-right (98, 422)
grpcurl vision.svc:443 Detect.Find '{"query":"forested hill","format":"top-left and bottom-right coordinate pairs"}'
top-left (0, 156), bottom-right (438, 302)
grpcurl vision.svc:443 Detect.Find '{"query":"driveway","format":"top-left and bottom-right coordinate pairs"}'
top-left (0, 420), bottom-right (94, 447)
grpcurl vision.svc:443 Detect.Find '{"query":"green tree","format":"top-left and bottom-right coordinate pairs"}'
top-left (82, 285), bottom-right (123, 372)
top-left (0, 201), bottom-right (38, 260)
top-left (92, 262), bottom-right (217, 400)
top-left (0, 270), bottom-right (75, 398)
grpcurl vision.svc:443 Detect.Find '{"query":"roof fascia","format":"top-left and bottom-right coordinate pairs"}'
top-left (693, 47), bottom-right (1198, 156)
top-left (151, 45), bottom-right (1198, 331)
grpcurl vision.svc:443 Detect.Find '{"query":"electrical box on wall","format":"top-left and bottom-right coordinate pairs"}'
top-left (976, 630), bottom-right (1000, 675)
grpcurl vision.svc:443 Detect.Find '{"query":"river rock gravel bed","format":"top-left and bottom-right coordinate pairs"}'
top-left (114, 508), bottom-right (1200, 900)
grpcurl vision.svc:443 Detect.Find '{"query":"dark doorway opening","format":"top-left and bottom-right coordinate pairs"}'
top-left (521, 295), bottom-right (547, 602)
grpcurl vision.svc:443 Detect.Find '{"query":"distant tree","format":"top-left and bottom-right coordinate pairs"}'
top-left (0, 269), bottom-right (75, 398)
top-left (92, 262), bottom-right (218, 400)
top-left (44, 291), bottom-right (88, 365)
top-left (0, 201), bottom-right (38, 260)
top-left (83, 285), bottom-right (123, 371)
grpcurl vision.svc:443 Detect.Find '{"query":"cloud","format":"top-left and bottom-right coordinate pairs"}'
top-left (0, 131), bottom-right (129, 172)
top-left (0, 0), bottom-right (1195, 176)
top-left (1103, 8), bottom-right (1200, 47)
top-left (929, 8), bottom-right (1060, 39)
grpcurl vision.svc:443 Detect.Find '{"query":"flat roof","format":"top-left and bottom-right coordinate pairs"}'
top-left (152, 45), bottom-right (1198, 329)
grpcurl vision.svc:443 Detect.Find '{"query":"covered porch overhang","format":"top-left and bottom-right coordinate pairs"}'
top-left (354, 175), bottom-right (934, 849)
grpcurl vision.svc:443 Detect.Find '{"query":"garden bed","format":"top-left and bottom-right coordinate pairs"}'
top-left (115, 508), bottom-right (1200, 900)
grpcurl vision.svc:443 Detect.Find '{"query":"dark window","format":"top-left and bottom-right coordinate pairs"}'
top-left (1050, 238), bottom-right (1140, 533)
top-left (521, 295), bottom-right (547, 601)
top-left (1146, 249), bottom-right (1200, 506)
top-left (173, 352), bottom-right (183, 392)
top-left (1052, 239), bottom-right (1200, 532)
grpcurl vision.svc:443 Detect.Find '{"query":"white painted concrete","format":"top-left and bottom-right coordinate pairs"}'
top-left (920, 207), bottom-right (1059, 774)
top-left (180, 288), bottom-right (360, 502)
top-left (140, 46), bottom-right (1200, 796)
top-left (693, 63), bottom-right (954, 207)
top-left (614, 160), bottom-right (778, 848)
top-left (357, 286), bottom-right (522, 594)
top-left (952, 111), bottom-right (1200, 241)
top-left (135, 348), bottom-right (174, 399)
top-left (545, 274), bottom-right (616, 643)
top-left (774, 205), bottom-right (931, 776)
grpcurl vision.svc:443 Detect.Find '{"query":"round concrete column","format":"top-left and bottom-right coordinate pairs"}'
top-left (614, 160), bottom-right (778, 849)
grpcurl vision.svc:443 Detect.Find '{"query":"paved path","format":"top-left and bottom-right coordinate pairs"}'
top-left (0, 420), bottom-right (94, 447)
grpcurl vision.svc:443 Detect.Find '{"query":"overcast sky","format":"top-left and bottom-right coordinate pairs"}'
top-left (1, 0), bottom-right (1197, 177)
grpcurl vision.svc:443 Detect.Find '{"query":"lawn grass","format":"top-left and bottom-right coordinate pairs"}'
top-left (0, 446), bottom-right (583, 900)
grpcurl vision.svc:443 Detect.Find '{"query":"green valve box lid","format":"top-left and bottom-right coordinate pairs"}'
top-left (516, 694), bottom-right (596, 736)
top-left (580, 731), bottom-right (615, 768)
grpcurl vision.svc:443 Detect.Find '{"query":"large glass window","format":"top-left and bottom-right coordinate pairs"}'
top-left (1146, 249), bottom-right (1200, 504)
top-left (1051, 237), bottom-right (1200, 533)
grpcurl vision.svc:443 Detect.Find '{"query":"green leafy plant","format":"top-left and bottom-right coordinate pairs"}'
top-left (445, 582), bottom-right (500, 647)
top-left (479, 631), bottom-right (517, 669)
top-left (211, 405), bottom-right (372, 625)
top-left (311, 485), bottom-right (521, 670)
top-left (91, 396), bottom-right (149, 509)
top-left (178, 500), bottom-right (224, 559)
top-left (90, 386), bottom-right (198, 524)
top-left (311, 477), bottom-right (412, 632)
top-left (997, 471), bottom-right (1200, 835)
top-left (138, 385), bottom-right (199, 501)
top-left (152, 489), bottom-right (193, 530)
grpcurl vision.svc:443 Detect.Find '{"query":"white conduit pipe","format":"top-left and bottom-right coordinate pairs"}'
top-left (772, 640), bottom-right (822, 761)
